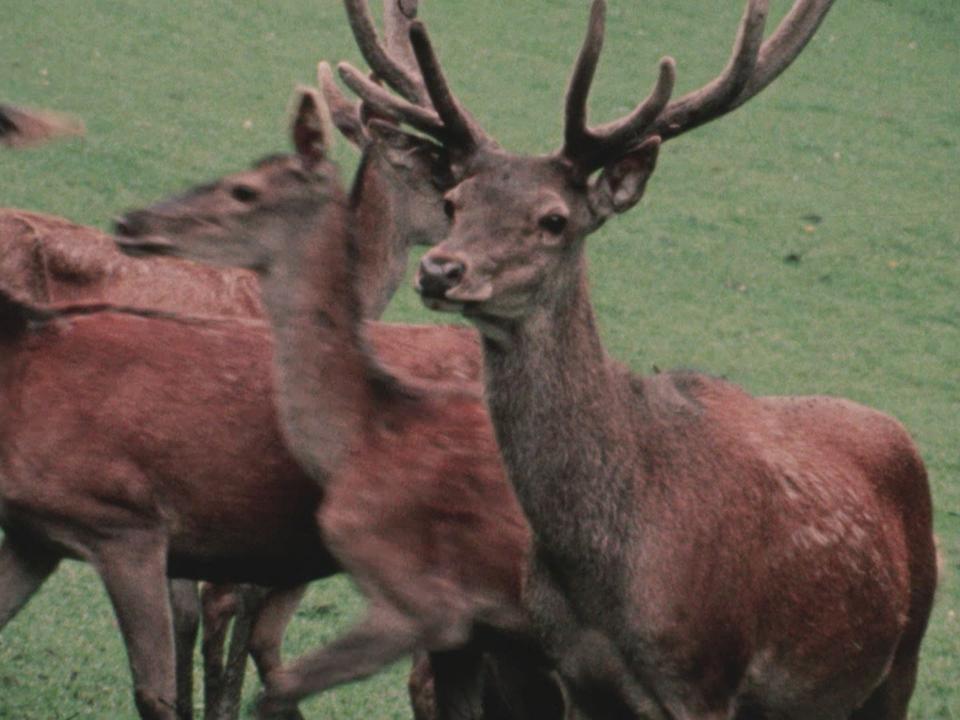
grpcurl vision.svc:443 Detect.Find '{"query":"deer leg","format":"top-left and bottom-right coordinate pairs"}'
top-left (254, 600), bottom-right (422, 718)
top-left (169, 579), bottom-right (200, 720)
top-left (428, 647), bottom-right (486, 720)
top-left (0, 536), bottom-right (59, 630)
top-left (247, 585), bottom-right (308, 720)
top-left (481, 650), bottom-right (566, 720)
top-left (94, 533), bottom-right (179, 720)
top-left (201, 583), bottom-right (238, 718)
top-left (207, 586), bottom-right (272, 720)
top-left (409, 651), bottom-right (438, 720)
top-left (848, 651), bottom-right (920, 720)
top-left (524, 558), bottom-right (662, 720)
top-left (248, 584), bottom-right (306, 680)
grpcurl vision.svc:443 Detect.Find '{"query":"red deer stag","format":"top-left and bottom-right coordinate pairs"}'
top-left (340, 1), bottom-right (938, 718)
top-left (115, 89), bottom-right (564, 720)
top-left (0, 103), bottom-right (83, 148)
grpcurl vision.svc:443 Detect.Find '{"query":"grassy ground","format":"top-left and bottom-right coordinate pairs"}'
top-left (2, 0), bottom-right (958, 717)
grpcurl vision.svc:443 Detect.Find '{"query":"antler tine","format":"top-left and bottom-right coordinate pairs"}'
top-left (382, 0), bottom-right (419, 75)
top-left (343, 0), bottom-right (424, 104)
top-left (561, 0), bottom-right (676, 172)
top-left (562, 0), bottom-right (607, 161)
top-left (650, 0), bottom-right (835, 141)
top-left (741, 0), bottom-right (834, 101)
top-left (317, 62), bottom-right (362, 131)
top-left (338, 61), bottom-right (446, 139)
top-left (651, 0), bottom-right (768, 140)
top-left (408, 21), bottom-right (490, 155)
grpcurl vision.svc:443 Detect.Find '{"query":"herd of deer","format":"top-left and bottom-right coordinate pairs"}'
top-left (1, 1), bottom-right (938, 719)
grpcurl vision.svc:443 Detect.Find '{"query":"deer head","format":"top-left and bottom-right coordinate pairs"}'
top-left (0, 103), bottom-right (84, 149)
top-left (341, 0), bottom-right (833, 339)
top-left (115, 88), bottom-right (340, 273)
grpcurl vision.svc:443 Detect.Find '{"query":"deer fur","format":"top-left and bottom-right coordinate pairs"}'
top-left (115, 89), bottom-right (565, 720)
top-left (340, 1), bottom-right (939, 717)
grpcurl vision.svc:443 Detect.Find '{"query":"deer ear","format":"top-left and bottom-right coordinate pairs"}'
top-left (588, 136), bottom-right (660, 222)
top-left (291, 86), bottom-right (334, 165)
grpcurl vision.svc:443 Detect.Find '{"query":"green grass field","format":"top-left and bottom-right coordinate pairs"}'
top-left (3, 0), bottom-right (958, 717)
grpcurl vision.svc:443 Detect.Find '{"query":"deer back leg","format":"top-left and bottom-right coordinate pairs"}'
top-left (847, 651), bottom-right (920, 720)
top-left (93, 532), bottom-right (179, 720)
top-left (169, 579), bottom-right (200, 720)
top-left (248, 584), bottom-right (308, 720)
top-left (0, 535), bottom-right (59, 630)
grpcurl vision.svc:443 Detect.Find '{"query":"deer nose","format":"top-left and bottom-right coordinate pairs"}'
top-left (113, 211), bottom-right (145, 238)
top-left (417, 254), bottom-right (466, 299)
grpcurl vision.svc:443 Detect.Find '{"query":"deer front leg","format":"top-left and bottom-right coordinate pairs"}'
top-left (524, 556), bottom-right (664, 720)
top-left (428, 647), bottom-right (486, 720)
top-left (0, 535), bottom-right (59, 630)
top-left (94, 532), bottom-right (179, 720)
top-left (169, 579), bottom-right (200, 720)
top-left (255, 600), bottom-right (421, 718)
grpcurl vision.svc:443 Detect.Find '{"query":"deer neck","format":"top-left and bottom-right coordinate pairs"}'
top-left (481, 262), bottom-right (634, 564)
top-left (348, 152), bottom-right (412, 319)
top-left (257, 194), bottom-right (381, 483)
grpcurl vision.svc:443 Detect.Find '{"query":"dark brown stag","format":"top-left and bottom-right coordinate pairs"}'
top-left (115, 89), bottom-right (563, 720)
top-left (343, 1), bottom-right (937, 718)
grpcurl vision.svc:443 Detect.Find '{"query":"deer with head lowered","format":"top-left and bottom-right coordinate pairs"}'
top-left (341, 0), bottom-right (938, 718)
top-left (115, 86), bottom-right (570, 720)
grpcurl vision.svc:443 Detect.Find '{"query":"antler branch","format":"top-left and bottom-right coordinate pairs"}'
top-left (562, 0), bottom-right (834, 172)
top-left (343, 0), bottom-right (425, 104)
top-left (407, 21), bottom-right (489, 154)
top-left (337, 61), bottom-right (445, 138)
top-left (650, 0), bottom-right (834, 140)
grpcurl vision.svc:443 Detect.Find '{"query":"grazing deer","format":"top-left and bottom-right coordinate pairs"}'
top-left (115, 89), bottom-right (565, 720)
top-left (338, 0), bottom-right (939, 717)
top-left (0, 103), bottom-right (84, 148)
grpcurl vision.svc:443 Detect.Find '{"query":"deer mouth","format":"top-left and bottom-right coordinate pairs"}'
top-left (114, 234), bottom-right (179, 258)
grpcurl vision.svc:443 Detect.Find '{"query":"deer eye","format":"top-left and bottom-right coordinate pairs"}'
top-left (230, 184), bottom-right (260, 203)
top-left (443, 199), bottom-right (456, 219)
top-left (539, 213), bottom-right (567, 235)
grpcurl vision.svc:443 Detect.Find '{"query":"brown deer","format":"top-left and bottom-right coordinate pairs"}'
top-left (339, 0), bottom-right (938, 717)
top-left (0, 5), bottom-right (474, 715)
top-left (0, 103), bottom-right (84, 148)
top-left (115, 89), bottom-right (565, 720)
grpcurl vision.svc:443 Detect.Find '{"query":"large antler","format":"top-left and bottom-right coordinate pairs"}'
top-left (563, 0), bottom-right (834, 172)
top-left (341, 0), bottom-right (833, 170)
top-left (336, 1), bottom-right (492, 154)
